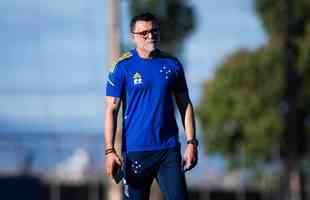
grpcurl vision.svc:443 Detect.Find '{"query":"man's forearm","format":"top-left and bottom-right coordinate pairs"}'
top-left (104, 97), bottom-right (121, 149)
top-left (175, 93), bottom-right (197, 141)
top-left (184, 102), bottom-right (196, 140)
top-left (104, 109), bottom-right (118, 149)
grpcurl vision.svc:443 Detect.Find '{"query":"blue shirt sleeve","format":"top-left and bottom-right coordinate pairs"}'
top-left (173, 61), bottom-right (189, 94)
top-left (106, 63), bottom-right (125, 97)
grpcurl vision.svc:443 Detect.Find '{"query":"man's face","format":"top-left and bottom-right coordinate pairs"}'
top-left (131, 20), bottom-right (159, 52)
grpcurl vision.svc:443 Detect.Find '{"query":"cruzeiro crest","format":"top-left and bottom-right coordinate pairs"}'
top-left (133, 72), bottom-right (143, 85)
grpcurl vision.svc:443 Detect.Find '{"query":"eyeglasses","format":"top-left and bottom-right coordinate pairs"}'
top-left (132, 29), bottom-right (159, 38)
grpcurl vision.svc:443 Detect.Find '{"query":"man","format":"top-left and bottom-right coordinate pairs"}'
top-left (105, 13), bottom-right (198, 200)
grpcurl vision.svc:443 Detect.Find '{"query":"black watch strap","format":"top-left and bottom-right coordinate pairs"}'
top-left (187, 138), bottom-right (199, 147)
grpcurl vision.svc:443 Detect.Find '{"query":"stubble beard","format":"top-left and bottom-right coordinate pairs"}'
top-left (143, 41), bottom-right (157, 52)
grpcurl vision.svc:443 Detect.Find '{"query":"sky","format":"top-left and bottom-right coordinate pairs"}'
top-left (1, 0), bottom-right (107, 133)
top-left (0, 0), bottom-right (267, 134)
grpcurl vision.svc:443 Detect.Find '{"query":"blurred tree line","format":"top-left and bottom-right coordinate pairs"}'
top-left (198, 0), bottom-right (310, 199)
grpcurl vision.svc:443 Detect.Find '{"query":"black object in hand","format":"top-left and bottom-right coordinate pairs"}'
top-left (112, 164), bottom-right (124, 184)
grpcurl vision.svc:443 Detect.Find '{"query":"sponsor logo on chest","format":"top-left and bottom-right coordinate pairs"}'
top-left (133, 72), bottom-right (143, 85)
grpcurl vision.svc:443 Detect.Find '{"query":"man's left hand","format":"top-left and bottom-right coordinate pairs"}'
top-left (182, 144), bottom-right (198, 172)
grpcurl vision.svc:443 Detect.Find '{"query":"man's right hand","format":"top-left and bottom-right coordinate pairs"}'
top-left (105, 152), bottom-right (122, 177)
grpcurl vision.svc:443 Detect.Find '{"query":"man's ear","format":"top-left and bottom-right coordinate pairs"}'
top-left (130, 34), bottom-right (135, 43)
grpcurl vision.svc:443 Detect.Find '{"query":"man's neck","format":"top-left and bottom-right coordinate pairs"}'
top-left (136, 48), bottom-right (157, 59)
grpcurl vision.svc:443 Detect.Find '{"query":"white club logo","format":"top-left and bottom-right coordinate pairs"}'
top-left (160, 65), bottom-right (172, 79)
top-left (133, 72), bottom-right (143, 85)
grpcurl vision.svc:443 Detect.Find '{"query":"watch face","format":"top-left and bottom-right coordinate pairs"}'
top-left (187, 139), bottom-right (199, 146)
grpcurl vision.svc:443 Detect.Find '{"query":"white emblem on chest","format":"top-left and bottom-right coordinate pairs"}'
top-left (133, 72), bottom-right (143, 85)
top-left (160, 65), bottom-right (172, 80)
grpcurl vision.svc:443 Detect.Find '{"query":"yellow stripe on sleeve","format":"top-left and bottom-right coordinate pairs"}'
top-left (109, 51), bottom-right (132, 73)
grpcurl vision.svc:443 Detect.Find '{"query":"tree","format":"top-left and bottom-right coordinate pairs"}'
top-left (198, 0), bottom-right (310, 199)
top-left (198, 45), bottom-right (284, 167)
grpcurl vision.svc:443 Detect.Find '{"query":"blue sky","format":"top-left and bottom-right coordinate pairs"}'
top-left (0, 0), bottom-right (267, 134)
top-left (186, 0), bottom-right (267, 83)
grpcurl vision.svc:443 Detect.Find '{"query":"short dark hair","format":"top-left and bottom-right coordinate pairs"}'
top-left (130, 12), bottom-right (159, 33)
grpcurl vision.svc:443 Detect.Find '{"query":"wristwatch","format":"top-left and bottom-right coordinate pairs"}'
top-left (187, 138), bottom-right (199, 147)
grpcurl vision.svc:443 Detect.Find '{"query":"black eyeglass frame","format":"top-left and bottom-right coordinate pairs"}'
top-left (131, 28), bottom-right (159, 37)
